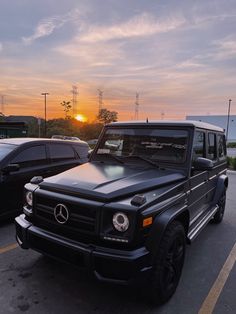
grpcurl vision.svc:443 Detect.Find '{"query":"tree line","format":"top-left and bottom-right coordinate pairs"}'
top-left (30, 106), bottom-right (118, 140)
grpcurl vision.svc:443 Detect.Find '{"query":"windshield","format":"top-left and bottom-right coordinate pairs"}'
top-left (94, 128), bottom-right (188, 164)
top-left (0, 144), bottom-right (17, 161)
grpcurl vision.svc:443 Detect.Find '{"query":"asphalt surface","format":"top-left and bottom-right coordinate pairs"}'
top-left (0, 172), bottom-right (236, 314)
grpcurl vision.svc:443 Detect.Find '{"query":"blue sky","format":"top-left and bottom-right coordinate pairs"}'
top-left (0, 0), bottom-right (236, 120)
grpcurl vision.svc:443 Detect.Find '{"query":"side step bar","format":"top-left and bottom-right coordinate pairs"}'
top-left (188, 205), bottom-right (219, 242)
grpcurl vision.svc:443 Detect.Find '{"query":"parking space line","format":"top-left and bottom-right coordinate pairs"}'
top-left (198, 242), bottom-right (236, 314)
top-left (0, 243), bottom-right (18, 254)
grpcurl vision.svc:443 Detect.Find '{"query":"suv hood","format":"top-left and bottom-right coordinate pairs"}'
top-left (39, 162), bottom-right (186, 201)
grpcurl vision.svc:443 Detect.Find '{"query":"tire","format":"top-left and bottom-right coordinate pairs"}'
top-left (212, 190), bottom-right (226, 224)
top-left (148, 221), bottom-right (186, 305)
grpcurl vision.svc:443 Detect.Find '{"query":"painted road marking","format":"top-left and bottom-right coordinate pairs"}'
top-left (199, 242), bottom-right (236, 314)
top-left (0, 243), bottom-right (18, 254)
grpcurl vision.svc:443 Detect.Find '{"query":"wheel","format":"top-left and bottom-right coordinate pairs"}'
top-left (212, 190), bottom-right (226, 224)
top-left (149, 221), bottom-right (186, 305)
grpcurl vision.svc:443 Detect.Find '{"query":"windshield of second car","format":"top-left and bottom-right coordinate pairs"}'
top-left (0, 144), bottom-right (17, 161)
top-left (94, 128), bottom-right (188, 163)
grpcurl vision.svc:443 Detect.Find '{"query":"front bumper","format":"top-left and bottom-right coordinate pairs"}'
top-left (15, 214), bottom-right (152, 284)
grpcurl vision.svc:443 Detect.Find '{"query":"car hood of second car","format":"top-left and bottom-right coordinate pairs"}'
top-left (39, 161), bottom-right (186, 202)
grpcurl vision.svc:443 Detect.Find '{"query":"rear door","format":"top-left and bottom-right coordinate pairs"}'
top-left (46, 143), bottom-right (82, 176)
top-left (205, 132), bottom-right (218, 203)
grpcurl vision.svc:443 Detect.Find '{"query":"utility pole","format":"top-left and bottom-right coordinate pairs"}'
top-left (134, 92), bottom-right (139, 120)
top-left (41, 93), bottom-right (49, 137)
top-left (226, 99), bottom-right (232, 142)
top-left (97, 89), bottom-right (103, 114)
top-left (0, 95), bottom-right (6, 114)
top-left (71, 85), bottom-right (79, 117)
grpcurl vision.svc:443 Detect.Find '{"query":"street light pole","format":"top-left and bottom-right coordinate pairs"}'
top-left (226, 99), bottom-right (232, 142)
top-left (41, 93), bottom-right (49, 137)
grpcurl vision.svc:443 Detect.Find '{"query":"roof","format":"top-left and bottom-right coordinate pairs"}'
top-left (0, 138), bottom-right (88, 146)
top-left (109, 120), bottom-right (224, 132)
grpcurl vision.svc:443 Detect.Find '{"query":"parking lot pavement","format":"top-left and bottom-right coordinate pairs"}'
top-left (0, 173), bottom-right (236, 314)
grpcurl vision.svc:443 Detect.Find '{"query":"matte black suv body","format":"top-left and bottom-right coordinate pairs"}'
top-left (0, 138), bottom-right (89, 218)
top-left (15, 121), bottom-right (228, 304)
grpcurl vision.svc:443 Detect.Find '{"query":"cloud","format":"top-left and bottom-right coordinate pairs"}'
top-left (0, 42), bottom-right (2, 52)
top-left (80, 13), bottom-right (185, 43)
top-left (22, 9), bottom-right (81, 45)
top-left (55, 40), bottom-right (124, 68)
top-left (213, 37), bottom-right (236, 60)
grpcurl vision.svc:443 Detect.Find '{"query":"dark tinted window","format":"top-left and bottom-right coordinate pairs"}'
top-left (193, 131), bottom-right (205, 159)
top-left (95, 128), bottom-right (188, 163)
top-left (208, 133), bottom-right (217, 160)
top-left (11, 145), bottom-right (47, 166)
top-left (218, 134), bottom-right (226, 160)
top-left (49, 144), bottom-right (75, 160)
top-left (73, 145), bottom-right (88, 158)
top-left (0, 144), bottom-right (17, 161)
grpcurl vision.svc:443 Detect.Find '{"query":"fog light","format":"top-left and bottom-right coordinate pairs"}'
top-left (112, 212), bottom-right (129, 232)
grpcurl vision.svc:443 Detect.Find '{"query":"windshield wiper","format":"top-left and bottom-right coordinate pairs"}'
top-left (96, 153), bottom-right (124, 164)
top-left (123, 155), bottom-right (159, 168)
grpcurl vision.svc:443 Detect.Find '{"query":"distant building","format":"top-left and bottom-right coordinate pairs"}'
top-left (186, 115), bottom-right (236, 142)
top-left (5, 115), bottom-right (37, 124)
top-left (0, 122), bottom-right (28, 138)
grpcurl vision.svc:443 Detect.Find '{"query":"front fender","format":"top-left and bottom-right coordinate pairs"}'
top-left (145, 204), bottom-right (188, 256)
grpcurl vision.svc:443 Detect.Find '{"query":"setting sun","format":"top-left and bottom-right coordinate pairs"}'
top-left (75, 114), bottom-right (88, 122)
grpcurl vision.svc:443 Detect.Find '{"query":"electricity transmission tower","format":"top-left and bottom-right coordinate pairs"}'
top-left (97, 89), bottom-right (103, 113)
top-left (0, 95), bottom-right (6, 114)
top-left (134, 93), bottom-right (139, 120)
top-left (71, 85), bottom-right (79, 116)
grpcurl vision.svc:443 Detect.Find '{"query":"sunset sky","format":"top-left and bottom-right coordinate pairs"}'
top-left (0, 0), bottom-right (235, 121)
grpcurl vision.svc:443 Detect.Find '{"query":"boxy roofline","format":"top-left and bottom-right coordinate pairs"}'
top-left (109, 120), bottom-right (224, 133)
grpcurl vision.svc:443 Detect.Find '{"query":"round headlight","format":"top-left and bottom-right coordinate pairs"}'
top-left (25, 191), bottom-right (33, 207)
top-left (112, 212), bottom-right (129, 232)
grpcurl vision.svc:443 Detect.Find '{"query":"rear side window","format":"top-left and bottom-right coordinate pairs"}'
top-left (208, 133), bottom-right (217, 160)
top-left (11, 145), bottom-right (47, 167)
top-left (192, 131), bottom-right (205, 159)
top-left (218, 134), bottom-right (226, 160)
top-left (49, 144), bottom-right (76, 161)
top-left (73, 145), bottom-right (89, 158)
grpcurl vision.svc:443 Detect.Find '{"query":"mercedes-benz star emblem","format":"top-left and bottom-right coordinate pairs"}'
top-left (54, 204), bottom-right (69, 224)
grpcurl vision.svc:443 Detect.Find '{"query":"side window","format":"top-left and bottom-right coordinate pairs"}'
top-left (192, 131), bottom-right (205, 160)
top-left (11, 145), bottom-right (47, 167)
top-left (73, 145), bottom-right (89, 159)
top-left (49, 144), bottom-right (76, 161)
top-left (207, 133), bottom-right (217, 160)
top-left (218, 134), bottom-right (226, 160)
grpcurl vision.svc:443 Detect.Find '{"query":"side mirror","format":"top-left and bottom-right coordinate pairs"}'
top-left (192, 157), bottom-right (214, 171)
top-left (88, 149), bottom-right (93, 159)
top-left (2, 163), bottom-right (20, 174)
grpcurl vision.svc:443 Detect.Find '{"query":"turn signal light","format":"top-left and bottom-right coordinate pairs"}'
top-left (143, 217), bottom-right (153, 227)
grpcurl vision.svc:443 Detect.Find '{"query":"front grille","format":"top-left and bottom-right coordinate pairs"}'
top-left (33, 193), bottom-right (100, 243)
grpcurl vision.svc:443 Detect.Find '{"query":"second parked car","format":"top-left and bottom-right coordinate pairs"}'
top-left (0, 138), bottom-right (89, 219)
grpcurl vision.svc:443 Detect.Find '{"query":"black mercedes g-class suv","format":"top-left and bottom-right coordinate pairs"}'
top-left (15, 121), bottom-right (228, 304)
